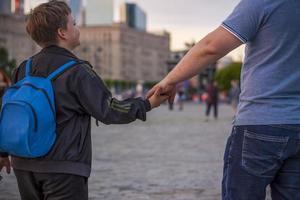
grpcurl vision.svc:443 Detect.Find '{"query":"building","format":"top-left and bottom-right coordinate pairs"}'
top-left (0, 14), bottom-right (170, 84)
top-left (24, 0), bottom-right (84, 24)
top-left (12, 0), bottom-right (24, 14)
top-left (0, 0), bottom-right (11, 14)
top-left (86, 0), bottom-right (113, 26)
top-left (75, 23), bottom-right (170, 83)
top-left (120, 3), bottom-right (147, 31)
top-left (0, 14), bottom-right (39, 65)
top-left (0, 0), bottom-right (24, 15)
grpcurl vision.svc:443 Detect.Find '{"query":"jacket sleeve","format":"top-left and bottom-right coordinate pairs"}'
top-left (73, 64), bottom-right (151, 125)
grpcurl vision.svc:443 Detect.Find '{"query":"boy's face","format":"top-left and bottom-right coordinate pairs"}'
top-left (62, 14), bottom-right (80, 50)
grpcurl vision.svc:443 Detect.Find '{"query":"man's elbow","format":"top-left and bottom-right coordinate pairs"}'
top-left (201, 40), bottom-right (224, 59)
top-left (200, 27), bottom-right (241, 59)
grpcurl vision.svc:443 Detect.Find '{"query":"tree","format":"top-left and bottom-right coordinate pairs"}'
top-left (0, 47), bottom-right (16, 79)
top-left (215, 62), bottom-right (242, 91)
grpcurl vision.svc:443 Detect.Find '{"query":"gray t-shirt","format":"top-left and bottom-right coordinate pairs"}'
top-left (222, 0), bottom-right (300, 125)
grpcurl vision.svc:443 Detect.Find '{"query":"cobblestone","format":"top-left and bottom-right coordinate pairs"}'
top-left (0, 103), bottom-right (256, 200)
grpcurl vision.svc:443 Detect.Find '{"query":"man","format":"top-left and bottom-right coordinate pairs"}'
top-left (0, 1), bottom-right (167, 199)
top-left (147, 0), bottom-right (300, 199)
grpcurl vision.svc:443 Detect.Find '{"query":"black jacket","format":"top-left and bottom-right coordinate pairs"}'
top-left (0, 45), bottom-right (151, 177)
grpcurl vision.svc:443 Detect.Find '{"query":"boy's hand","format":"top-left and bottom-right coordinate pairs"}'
top-left (0, 157), bottom-right (11, 174)
top-left (146, 79), bottom-right (176, 104)
top-left (148, 87), bottom-right (169, 109)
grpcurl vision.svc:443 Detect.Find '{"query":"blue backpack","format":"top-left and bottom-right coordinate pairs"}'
top-left (0, 58), bottom-right (78, 158)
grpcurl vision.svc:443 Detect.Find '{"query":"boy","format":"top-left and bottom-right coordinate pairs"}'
top-left (0, 1), bottom-right (167, 199)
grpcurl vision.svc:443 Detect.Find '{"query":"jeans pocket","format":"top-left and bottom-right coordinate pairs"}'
top-left (224, 136), bottom-right (232, 164)
top-left (242, 130), bottom-right (289, 178)
top-left (224, 127), bottom-right (237, 163)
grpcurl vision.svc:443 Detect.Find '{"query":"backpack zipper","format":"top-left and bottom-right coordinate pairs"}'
top-left (2, 101), bottom-right (38, 132)
top-left (9, 84), bottom-right (55, 118)
top-left (20, 101), bottom-right (38, 132)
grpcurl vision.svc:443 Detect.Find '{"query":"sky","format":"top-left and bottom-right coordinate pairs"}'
top-left (25, 0), bottom-right (244, 60)
top-left (114, 0), bottom-right (244, 60)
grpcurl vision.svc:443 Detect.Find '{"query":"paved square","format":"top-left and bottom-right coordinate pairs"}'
top-left (1, 104), bottom-right (237, 200)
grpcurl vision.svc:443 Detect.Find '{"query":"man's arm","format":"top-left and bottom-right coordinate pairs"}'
top-left (164, 26), bottom-right (242, 84)
top-left (147, 26), bottom-right (243, 101)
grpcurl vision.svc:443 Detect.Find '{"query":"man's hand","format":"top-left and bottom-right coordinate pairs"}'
top-left (147, 27), bottom-right (243, 104)
top-left (146, 79), bottom-right (177, 104)
top-left (148, 87), bottom-right (169, 109)
top-left (0, 157), bottom-right (11, 174)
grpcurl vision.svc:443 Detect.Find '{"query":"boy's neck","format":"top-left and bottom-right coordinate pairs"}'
top-left (56, 43), bottom-right (74, 52)
top-left (43, 43), bottom-right (73, 52)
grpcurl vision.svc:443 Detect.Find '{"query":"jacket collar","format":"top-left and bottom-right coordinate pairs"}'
top-left (40, 45), bottom-right (78, 60)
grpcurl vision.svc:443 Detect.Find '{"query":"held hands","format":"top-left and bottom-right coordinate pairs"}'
top-left (148, 87), bottom-right (170, 109)
top-left (147, 79), bottom-right (177, 109)
top-left (0, 157), bottom-right (11, 174)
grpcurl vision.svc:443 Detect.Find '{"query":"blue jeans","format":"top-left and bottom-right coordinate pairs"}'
top-left (222, 125), bottom-right (300, 200)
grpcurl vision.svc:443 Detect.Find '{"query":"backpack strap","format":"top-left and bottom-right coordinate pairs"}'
top-left (47, 60), bottom-right (78, 81)
top-left (25, 58), bottom-right (32, 77)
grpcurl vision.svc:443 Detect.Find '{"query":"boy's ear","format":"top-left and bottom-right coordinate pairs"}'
top-left (57, 28), bottom-right (67, 40)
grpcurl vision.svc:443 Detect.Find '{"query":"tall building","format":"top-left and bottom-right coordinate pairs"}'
top-left (0, 0), bottom-right (24, 15)
top-left (0, 14), bottom-right (40, 65)
top-left (120, 3), bottom-right (147, 31)
top-left (0, 0), bottom-right (11, 14)
top-left (12, 0), bottom-right (25, 14)
top-left (86, 0), bottom-right (113, 26)
top-left (75, 23), bottom-right (170, 82)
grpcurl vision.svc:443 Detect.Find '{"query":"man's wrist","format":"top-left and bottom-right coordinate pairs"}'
top-left (162, 77), bottom-right (171, 85)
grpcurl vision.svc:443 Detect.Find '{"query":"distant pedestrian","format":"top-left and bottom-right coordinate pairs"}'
top-left (205, 81), bottom-right (219, 120)
top-left (177, 83), bottom-right (185, 111)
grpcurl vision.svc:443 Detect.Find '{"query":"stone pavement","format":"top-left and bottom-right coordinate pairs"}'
top-left (0, 103), bottom-right (270, 200)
